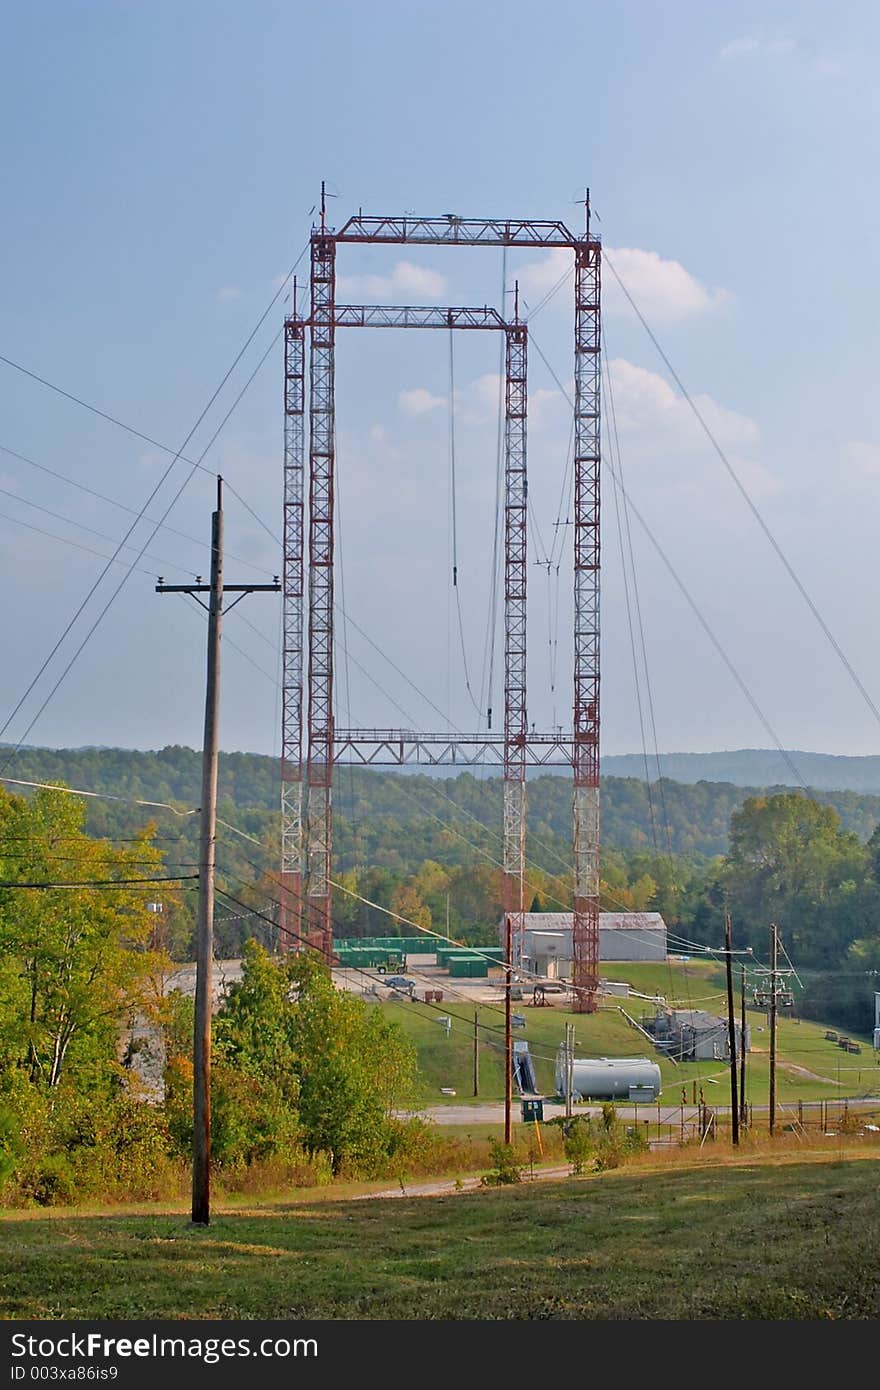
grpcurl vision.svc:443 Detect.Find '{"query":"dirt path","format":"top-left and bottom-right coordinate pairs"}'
top-left (355, 1164), bottom-right (572, 1200)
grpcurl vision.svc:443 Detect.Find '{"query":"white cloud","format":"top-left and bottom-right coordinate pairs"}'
top-left (518, 248), bottom-right (572, 308)
top-left (609, 358), bottom-right (761, 455)
top-left (518, 245), bottom-right (730, 325)
top-left (605, 356), bottom-right (783, 503)
top-left (727, 456), bottom-right (784, 500)
top-left (604, 247), bottom-right (730, 323)
top-left (721, 35), bottom-right (795, 61)
top-left (399, 387), bottom-right (446, 416)
top-left (529, 387), bottom-right (563, 425)
top-left (338, 260), bottom-right (447, 302)
top-left (846, 441), bottom-right (880, 477)
top-left (455, 372), bottom-right (503, 427)
top-left (217, 286), bottom-right (242, 302)
top-left (720, 34), bottom-right (841, 77)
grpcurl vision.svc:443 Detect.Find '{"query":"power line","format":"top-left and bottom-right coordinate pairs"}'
top-left (0, 440), bottom-right (275, 577)
top-left (604, 248), bottom-right (880, 734)
top-left (527, 324), bottom-right (810, 792)
top-left (0, 874), bottom-right (198, 888)
top-left (0, 324), bottom-right (284, 764)
top-left (0, 480), bottom-right (192, 578)
top-left (0, 775), bottom-right (199, 816)
top-left (0, 508), bottom-right (161, 578)
top-left (603, 365), bottom-right (658, 856)
top-left (0, 246), bottom-right (306, 510)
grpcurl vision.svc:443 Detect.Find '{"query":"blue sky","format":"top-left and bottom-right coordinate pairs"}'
top-left (1, 1), bottom-right (880, 759)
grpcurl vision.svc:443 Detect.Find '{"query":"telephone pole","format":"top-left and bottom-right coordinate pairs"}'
top-left (740, 963), bottom-right (748, 1129)
top-left (724, 911), bottom-right (739, 1146)
top-left (473, 1007), bottom-right (479, 1098)
top-left (769, 922), bottom-right (779, 1137)
top-left (504, 912), bottom-right (512, 1144)
top-left (156, 478), bottom-right (279, 1225)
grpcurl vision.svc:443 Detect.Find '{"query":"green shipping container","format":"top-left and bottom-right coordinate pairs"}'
top-left (449, 954), bottom-right (489, 978)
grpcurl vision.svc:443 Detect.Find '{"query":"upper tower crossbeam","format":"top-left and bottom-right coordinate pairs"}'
top-left (335, 215), bottom-right (584, 248)
top-left (333, 305), bottom-right (506, 330)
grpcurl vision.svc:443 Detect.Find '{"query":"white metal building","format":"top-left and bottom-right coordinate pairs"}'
top-left (505, 911), bottom-right (668, 975)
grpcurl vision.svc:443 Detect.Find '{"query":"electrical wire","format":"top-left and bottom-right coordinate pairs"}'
top-left (0, 482), bottom-right (193, 578)
top-left (0, 874), bottom-right (198, 888)
top-left (0, 440), bottom-right (274, 577)
top-left (0, 775), bottom-right (199, 816)
top-left (0, 509), bottom-right (163, 579)
top-left (602, 366), bottom-right (658, 856)
top-left (604, 248), bottom-right (880, 734)
top-left (480, 246), bottom-right (507, 732)
top-left (0, 326), bottom-right (284, 768)
top-left (527, 324), bottom-right (810, 791)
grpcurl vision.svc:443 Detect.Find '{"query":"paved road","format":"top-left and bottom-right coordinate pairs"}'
top-left (410, 1097), bottom-right (880, 1126)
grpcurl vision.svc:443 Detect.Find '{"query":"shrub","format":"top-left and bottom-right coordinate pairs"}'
top-left (563, 1119), bottom-right (595, 1175)
top-left (481, 1140), bottom-right (523, 1186)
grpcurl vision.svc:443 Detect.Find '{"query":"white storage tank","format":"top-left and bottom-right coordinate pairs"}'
top-left (556, 1054), bottom-right (662, 1101)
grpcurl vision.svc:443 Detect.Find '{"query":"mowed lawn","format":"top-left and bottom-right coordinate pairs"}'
top-left (2, 1154), bottom-right (878, 1320)
top-left (379, 956), bottom-right (880, 1106)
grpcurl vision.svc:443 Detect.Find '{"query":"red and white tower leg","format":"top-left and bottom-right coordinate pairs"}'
top-left (306, 229), bottom-right (336, 959)
top-left (572, 226), bottom-right (601, 1013)
top-left (503, 316), bottom-right (528, 975)
top-left (280, 308), bottom-right (305, 948)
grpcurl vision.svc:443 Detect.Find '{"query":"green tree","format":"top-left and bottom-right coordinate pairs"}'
top-left (288, 952), bottom-right (418, 1174)
top-left (722, 793), bottom-right (870, 967)
top-left (0, 786), bottom-right (169, 1088)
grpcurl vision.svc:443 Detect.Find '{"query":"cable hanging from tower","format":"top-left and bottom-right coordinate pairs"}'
top-left (479, 247), bottom-right (508, 733)
top-left (447, 324), bottom-right (482, 719)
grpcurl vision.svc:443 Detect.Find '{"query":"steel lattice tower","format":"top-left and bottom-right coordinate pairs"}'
top-left (306, 227), bottom-right (336, 957)
top-left (280, 201), bottom-right (602, 1011)
top-left (279, 308), bottom-right (305, 944)
top-left (571, 223), bottom-right (602, 1012)
top-left (502, 315), bottom-right (528, 970)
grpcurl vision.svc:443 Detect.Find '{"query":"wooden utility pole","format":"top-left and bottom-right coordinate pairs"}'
top-left (740, 964), bottom-right (748, 1129)
top-left (473, 1007), bottom-right (479, 1097)
top-left (156, 478), bottom-right (279, 1226)
top-left (769, 921), bottom-right (779, 1137)
top-left (504, 912), bottom-right (512, 1144)
top-left (191, 479), bottom-right (222, 1226)
top-left (724, 912), bottom-right (739, 1146)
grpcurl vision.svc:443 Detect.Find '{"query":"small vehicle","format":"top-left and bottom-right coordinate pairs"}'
top-left (376, 955), bottom-right (407, 974)
top-left (384, 976), bottom-right (416, 995)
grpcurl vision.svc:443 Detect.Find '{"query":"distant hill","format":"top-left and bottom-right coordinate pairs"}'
top-left (601, 749), bottom-right (880, 794)
top-left (4, 745), bottom-right (880, 864)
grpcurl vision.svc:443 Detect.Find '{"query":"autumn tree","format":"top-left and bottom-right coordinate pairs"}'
top-left (0, 786), bottom-right (170, 1089)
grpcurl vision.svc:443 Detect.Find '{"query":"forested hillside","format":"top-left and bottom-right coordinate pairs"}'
top-left (3, 746), bottom-right (879, 1033)
top-left (6, 744), bottom-right (880, 859)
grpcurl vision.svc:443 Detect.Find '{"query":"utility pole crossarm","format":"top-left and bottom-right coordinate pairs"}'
top-left (155, 583), bottom-right (281, 593)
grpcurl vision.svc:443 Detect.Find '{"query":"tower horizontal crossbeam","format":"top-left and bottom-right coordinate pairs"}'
top-left (332, 304), bottom-right (507, 330)
top-left (335, 214), bottom-right (584, 248)
top-left (331, 730), bottom-right (573, 767)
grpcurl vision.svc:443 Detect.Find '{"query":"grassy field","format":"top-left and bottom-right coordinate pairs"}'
top-left (379, 958), bottom-right (880, 1106)
top-left (2, 1148), bottom-right (878, 1319)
